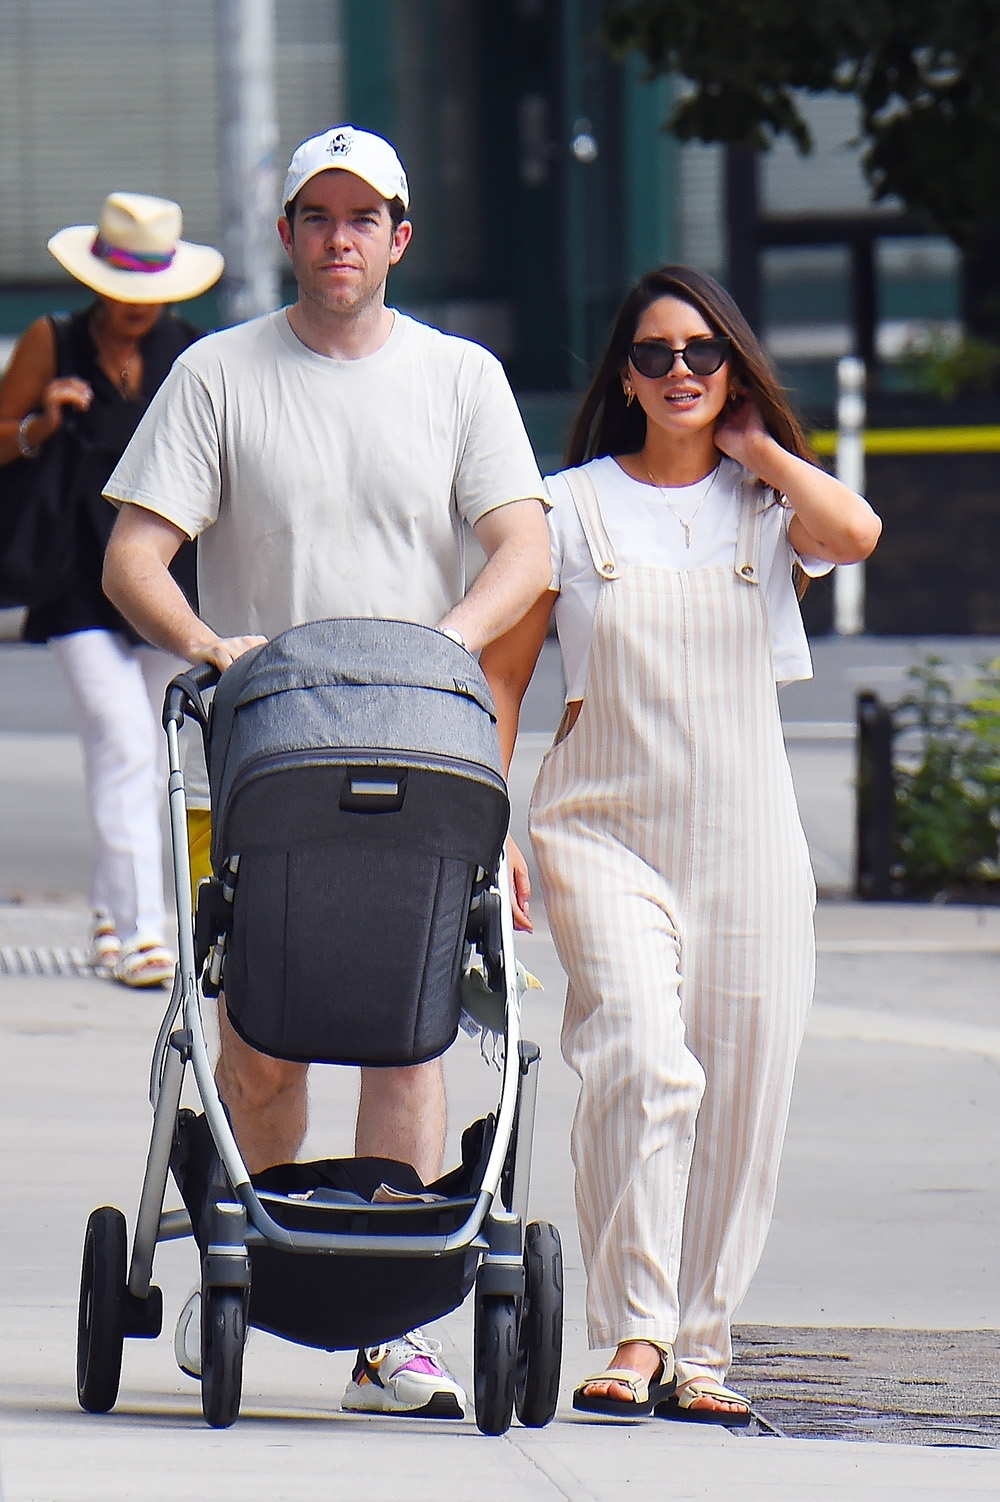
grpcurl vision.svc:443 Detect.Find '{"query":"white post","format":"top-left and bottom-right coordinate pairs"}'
top-left (215, 0), bottom-right (280, 327)
top-left (834, 355), bottom-right (867, 636)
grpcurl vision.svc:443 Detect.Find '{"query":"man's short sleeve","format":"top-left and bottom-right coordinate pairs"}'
top-left (542, 474), bottom-right (564, 591)
top-left (454, 350), bottom-right (546, 528)
top-left (103, 359), bottom-right (222, 539)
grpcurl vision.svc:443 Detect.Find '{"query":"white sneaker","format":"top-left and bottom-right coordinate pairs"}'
top-left (341, 1329), bottom-right (466, 1418)
top-left (174, 1289), bottom-right (202, 1379)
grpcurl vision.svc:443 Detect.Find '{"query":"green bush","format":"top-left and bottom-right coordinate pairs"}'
top-left (893, 656), bottom-right (1000, 896)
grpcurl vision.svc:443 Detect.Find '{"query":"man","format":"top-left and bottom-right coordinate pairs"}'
top-left (102, 125), bottom-right (550, 1418)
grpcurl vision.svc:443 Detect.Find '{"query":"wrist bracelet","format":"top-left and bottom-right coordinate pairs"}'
top-left (16, 412), bottom-right (42, 459)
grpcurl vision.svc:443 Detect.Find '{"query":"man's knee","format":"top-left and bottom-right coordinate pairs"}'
top-left (218, 1034), bottom-right (306, 1112)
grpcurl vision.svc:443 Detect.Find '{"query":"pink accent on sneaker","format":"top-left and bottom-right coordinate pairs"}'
top-left (398, 1354), bottom-right (443, 1377)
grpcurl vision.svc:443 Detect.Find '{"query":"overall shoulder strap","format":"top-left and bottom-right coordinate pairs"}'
top-left (733, 468), bottom-right (768, 586)
top-left (561, 466), bottom-right (620, 581)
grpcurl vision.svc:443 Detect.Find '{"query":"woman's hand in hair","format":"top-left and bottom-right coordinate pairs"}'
top-left (715, 392), bottom-right (881, 561)
top-left (713, 391), bottom-right (771, 471)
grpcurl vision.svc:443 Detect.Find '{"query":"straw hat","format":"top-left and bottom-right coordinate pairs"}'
top-left (47, 192), bottom-right (224, 304)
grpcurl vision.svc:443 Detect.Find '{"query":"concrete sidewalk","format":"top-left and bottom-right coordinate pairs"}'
top-left (2, 635), bottom-right (1000, 1498)
top-left (2, 901), bottom-right (1000, 1499)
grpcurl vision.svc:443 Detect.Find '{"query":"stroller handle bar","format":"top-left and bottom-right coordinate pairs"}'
top-left (163, 661), bottom-right (220, 732)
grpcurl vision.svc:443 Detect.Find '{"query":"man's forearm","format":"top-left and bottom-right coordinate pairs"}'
top-left (439, 500), bottom-right (551, 653)
top-left (104, 536), bottom-right (217, 661)
top-left (440, 535), bottom-right (549, 652)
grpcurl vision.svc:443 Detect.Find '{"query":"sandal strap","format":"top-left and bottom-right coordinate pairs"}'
top-left (578, 1368), bottom-right (651, 1402)
top-left (676, 1378), bottom-right (749, 1407)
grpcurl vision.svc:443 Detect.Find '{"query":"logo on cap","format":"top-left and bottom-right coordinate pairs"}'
top-left (326, 129), bottom-right (354, 159)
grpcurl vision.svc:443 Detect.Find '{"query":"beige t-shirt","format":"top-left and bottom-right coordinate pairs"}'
top-left (104, 308), bottom-right (545, 637)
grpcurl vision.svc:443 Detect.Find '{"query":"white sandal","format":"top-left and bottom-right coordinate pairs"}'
top-left (88, 915), bottom-right (122, 973)
top-left (112, 939), bottom-right (175, 989)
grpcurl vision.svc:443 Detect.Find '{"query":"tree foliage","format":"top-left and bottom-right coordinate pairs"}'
top-left (603, 1), bottom-right (1000, 329)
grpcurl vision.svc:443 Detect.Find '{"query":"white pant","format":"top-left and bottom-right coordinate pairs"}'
top-left (48, 629), bottom-right (184, 945)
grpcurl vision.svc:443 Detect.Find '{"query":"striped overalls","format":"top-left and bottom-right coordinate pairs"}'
top-left (529, 468), bottom-right (816, 1386)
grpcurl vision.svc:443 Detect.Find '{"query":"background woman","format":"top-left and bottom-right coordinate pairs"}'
top-left (482, 266), bottom-right (880, 1421)
top-left (0, 193), bottom-right (222, 986)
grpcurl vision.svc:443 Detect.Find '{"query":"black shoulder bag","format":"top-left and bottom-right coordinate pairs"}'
top-left (0, 315), bottom-right (85, 609)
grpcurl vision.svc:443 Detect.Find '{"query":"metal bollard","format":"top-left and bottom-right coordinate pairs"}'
top-left (834, 356), bottom-right (867, 636)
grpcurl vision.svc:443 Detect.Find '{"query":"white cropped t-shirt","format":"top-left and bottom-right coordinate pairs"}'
top-left (545, 455), bottom-right (832, 701)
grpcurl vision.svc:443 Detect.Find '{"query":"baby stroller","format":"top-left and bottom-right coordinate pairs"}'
top-left (75, 618), bottom-right (563, 1435)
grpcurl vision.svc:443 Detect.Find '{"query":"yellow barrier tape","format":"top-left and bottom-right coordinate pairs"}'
top-left (811, 427), bottom-right (1000, 456)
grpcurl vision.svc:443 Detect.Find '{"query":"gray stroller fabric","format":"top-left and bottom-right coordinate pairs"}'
top-left (201, 619), bottom-right (509, 1067)
top-left (209, 617), bottom-right (503, 859)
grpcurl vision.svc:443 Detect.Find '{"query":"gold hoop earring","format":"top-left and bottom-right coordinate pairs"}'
top-left (625, 387), bottom-right (635, 407)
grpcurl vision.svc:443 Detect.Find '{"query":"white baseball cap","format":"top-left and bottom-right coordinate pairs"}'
top-left (282, 126), bottom-right (410, 212)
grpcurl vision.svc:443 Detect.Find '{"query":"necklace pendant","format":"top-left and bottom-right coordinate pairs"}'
top-left (681, 520), bottom-right (691, 548)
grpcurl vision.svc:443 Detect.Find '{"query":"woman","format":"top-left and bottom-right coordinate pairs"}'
top-left (0, 193), bottom-right (222, 986)
top-left (482, 266), bottom-right (880, 1421)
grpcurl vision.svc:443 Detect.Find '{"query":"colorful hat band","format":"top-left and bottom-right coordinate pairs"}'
top-left (91, 234), bottom-right (176, 274)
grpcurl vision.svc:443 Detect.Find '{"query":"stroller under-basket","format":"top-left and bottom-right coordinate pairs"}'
top-left (75, 619), bottom-right (563, 1434)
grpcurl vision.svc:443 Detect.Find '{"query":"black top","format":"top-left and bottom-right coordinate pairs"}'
top-left (24, 305), bottom-right (200, 644)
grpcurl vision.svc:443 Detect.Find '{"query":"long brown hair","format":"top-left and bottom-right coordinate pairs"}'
top-left (566, 265), bottom-right (815, 470)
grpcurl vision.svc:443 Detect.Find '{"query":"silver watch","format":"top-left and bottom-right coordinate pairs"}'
top-left (440, 627), bottom-right (467, 650)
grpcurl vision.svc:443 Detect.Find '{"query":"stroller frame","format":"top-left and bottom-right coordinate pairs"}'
top-left (76, 649), bottom-right (562, 1435)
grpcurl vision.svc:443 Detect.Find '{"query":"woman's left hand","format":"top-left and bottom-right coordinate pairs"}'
top-left (507, 834), bottom-right (533, 932)
top-left (713, 394), bottom-right (771, 471)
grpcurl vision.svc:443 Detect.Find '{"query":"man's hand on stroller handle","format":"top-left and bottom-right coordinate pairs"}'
top-left (507, 835), bottom-right (533, 932)
top-left (192, 635), bottom-right (268, 672)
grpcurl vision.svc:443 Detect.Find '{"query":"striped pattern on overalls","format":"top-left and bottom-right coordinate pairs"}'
top-left (529, 466), bottom-right (815, 1385)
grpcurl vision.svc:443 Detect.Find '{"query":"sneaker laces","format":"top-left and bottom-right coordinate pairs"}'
top-left (363, 1329), bottom-right (442, 1369)
top-left (401, 1329), bottom-right (442, 1357)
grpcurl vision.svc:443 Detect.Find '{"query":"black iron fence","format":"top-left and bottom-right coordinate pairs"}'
top-left (856, 690), bottom-right (895, 899)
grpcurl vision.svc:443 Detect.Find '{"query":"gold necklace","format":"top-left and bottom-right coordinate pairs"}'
top-left (89, 309), bottom-right (140, 397)
top-left (642, 461), bottom-right (721, 548)
top-left (119, 352), bottom-right (140, 398)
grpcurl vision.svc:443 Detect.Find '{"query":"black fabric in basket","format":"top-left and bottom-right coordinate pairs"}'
top-left (170, 1111), bottom-right (495, 1352)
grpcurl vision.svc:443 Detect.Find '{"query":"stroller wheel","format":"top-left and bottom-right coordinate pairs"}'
top-left (474, 1287), bottom-right (518, 1436)
top-left (201, 1285), bottom-right (245, 1428)
top-left (515, 1221), bottom-right (563, 1427)
top-left (77, 1207), bottom-right (127, 1413)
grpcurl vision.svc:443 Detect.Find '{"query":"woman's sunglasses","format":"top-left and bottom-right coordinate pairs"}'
top-left (628, 336), bottom-right (730, 380)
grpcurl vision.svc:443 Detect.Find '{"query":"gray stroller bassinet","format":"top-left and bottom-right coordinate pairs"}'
top-left (74, 619), bottom-right (563, 1436)
top-left (204, 618), bottom-right (509, 1064)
